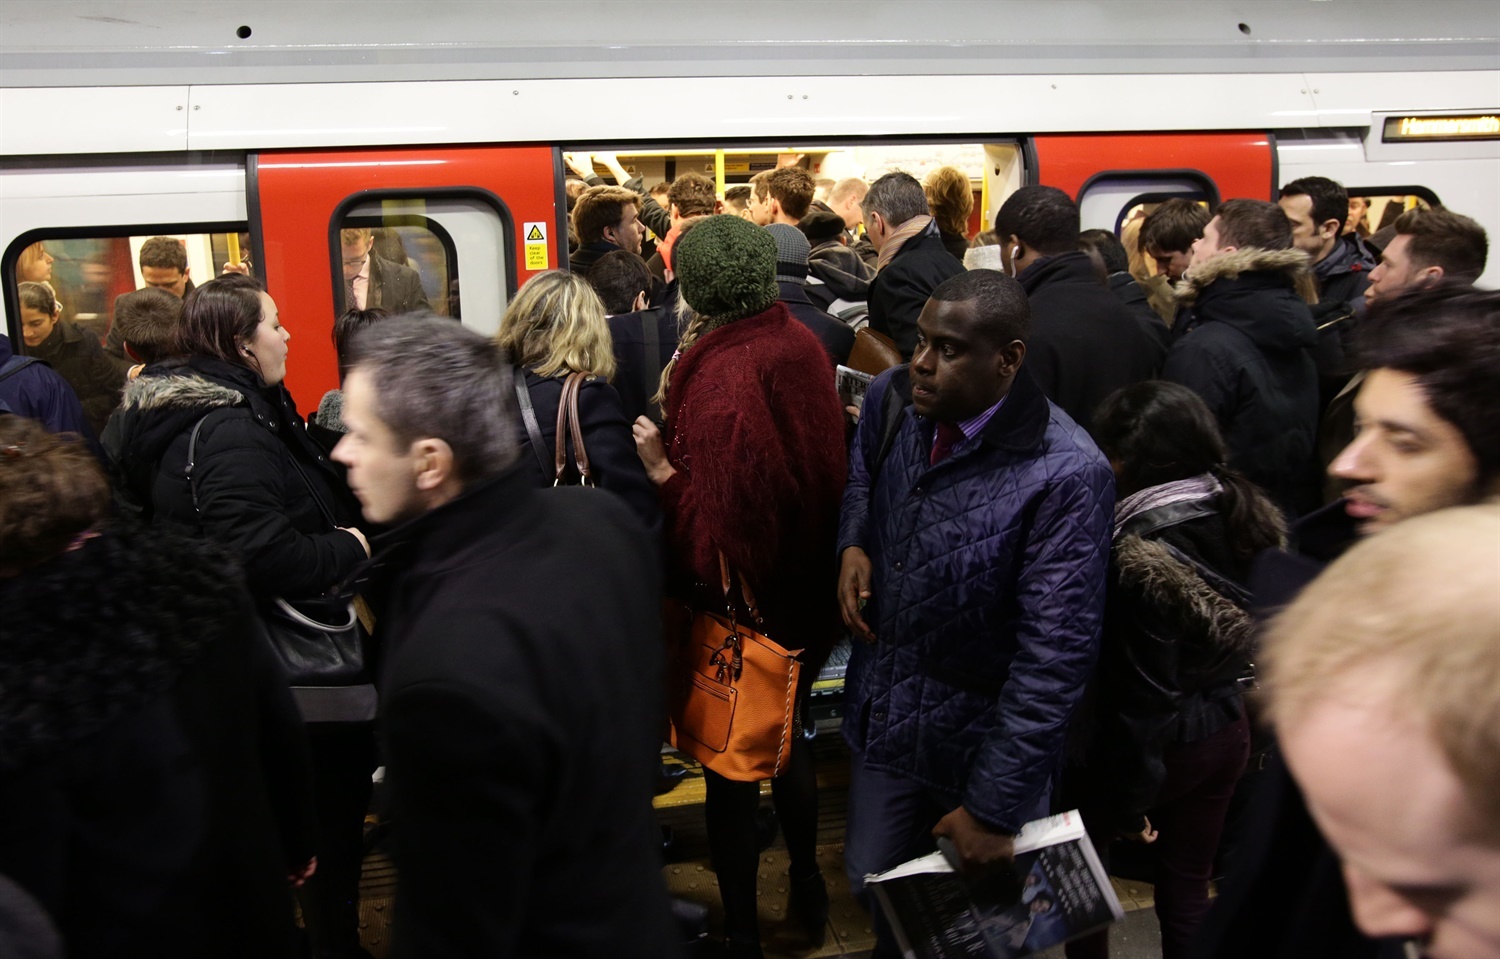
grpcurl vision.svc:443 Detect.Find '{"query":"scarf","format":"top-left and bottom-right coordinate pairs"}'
top-left (875, 215), bottom-right (935, 273)
top-left (1113, 473), bottom-right (1222, 540)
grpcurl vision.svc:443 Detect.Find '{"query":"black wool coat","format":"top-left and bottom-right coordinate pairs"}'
top-left (369, 470), bottom-right (681, 959)
top-left (26, 318), bottom-right (127, 437)
top-left (102, 356), bottom-right (366, 601)
top-left (606, 306), bottom-right (679, 424)
top-left (0, 526), bottom-right (316, 959)
top-left (1018, 252), bottom-right (1166, 436)
top-left (513, 368), bottom-right (661, 535)
top-left (867, 224), bottom-right (964, 359)
top-left (778, 278), bottom-right (856, 367)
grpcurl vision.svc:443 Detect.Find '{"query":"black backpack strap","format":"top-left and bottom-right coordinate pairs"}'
top-left (868, 367), bottom-right (914, 481)
top-left (185, 413), bottom-right (213, 515)
top-left (513, 366), bottom-right (552, 478)
top-left (0, 356), bottom-right (39, 384)
top-left (640, 307), bottom-right (664, 423)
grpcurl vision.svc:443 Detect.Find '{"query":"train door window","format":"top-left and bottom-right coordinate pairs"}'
top-left (1345, 189), bottom-right (1437, 241)
top-left (1077, 174), bottom-right (1217, 235)
top-left (4, 227), bottom-right (248, 433)
top-left (335, 195), bottom-right (509, 335)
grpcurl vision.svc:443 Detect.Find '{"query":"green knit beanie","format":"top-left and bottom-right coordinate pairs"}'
top-left (674, 214), bottom-right (779, 322)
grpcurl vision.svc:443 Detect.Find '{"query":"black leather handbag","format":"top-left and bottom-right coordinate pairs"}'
top-left (186, 412), bottom-right (377, 723)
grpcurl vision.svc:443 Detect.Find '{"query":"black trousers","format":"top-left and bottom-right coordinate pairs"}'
top-left (297, 722), bottom-right (377, 959)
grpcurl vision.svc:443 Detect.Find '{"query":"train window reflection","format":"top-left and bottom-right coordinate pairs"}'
top-left (1346, 191), bottom-right (1435, 241)
top-left (335, 218), bottom-right (452, 319)
top-left (5, 228), bottom-right (250, 434)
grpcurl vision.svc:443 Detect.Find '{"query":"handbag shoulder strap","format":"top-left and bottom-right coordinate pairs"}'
top-left (513, 366), bottom-right (552, 479)
top-left (185, 413), bottom-right (213, 515)
top-left (553, 371), bottom-right (594, 486)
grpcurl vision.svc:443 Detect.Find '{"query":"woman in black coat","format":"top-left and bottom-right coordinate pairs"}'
top-left (496, 270), bottom-right (659, 533)
top-left (1067, 381), bottom-right (1286, 959)
top-left (101, 273), bottom-right (375, 959)
top-left (0, 419), bottom-right (317, 959)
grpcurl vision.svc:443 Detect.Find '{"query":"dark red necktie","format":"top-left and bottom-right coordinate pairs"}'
top-left (930, 422), bottom-right (965, 466)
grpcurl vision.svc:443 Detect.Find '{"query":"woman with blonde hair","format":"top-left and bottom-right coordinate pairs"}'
top-left (924, 165), bottom-right (975, 263)
top-left (497, 269), bottom-right (658, 530)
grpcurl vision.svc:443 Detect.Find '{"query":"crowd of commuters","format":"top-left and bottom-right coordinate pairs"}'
top-left (2, 159), bottom-right (1497, 959)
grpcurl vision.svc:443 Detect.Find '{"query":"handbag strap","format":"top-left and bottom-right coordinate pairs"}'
top-left (717, 551), bottom-right (765, 629)
top-left (513, 367), bottom-right (552, 479)
top-left (553, 371), bottom-right (593, 486)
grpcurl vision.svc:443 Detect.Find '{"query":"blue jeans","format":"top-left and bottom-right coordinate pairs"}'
top-left (845, 750), bottom-right (1052, 958)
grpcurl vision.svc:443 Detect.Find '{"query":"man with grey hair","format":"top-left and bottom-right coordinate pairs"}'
top-left (862, 172), bottom-right (964, 358)
top-left (332, 316), bottom-right (679, 958)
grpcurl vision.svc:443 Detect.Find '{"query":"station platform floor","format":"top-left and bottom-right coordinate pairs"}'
top-left (350, 732), bottom-right (1168, 958)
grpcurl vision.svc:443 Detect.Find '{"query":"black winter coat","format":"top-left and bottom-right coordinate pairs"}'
top-left (806, 240), bottom-right (873, 314)
top-left (1165, 248), bottom-right (1321, 517)
top-left (778, 279), bottom-right (855, 366)
top-left (1082, 499), bottom-right (1261, 835)
top-left (867, 223), bottom-right (964, 359)
top-left (513, 368), bottom-right (661, 535)
top-left (0, 526), bottom-right (315, 959)
top-left (1019, 252), bottom-right (1166, 435)
top-left (102, 356), bottom-right (366, 601)
top-left (1106, 271), bottom-right (1173, 355)
top-left (607, 307), bottom-right (679, 424)
top-left (369, 471), bottom-right (680, 959)
top-left (25, 318), bottom-right (127, 437)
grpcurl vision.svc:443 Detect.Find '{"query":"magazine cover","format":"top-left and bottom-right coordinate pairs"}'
top-left (867, 810), bottom-right (1124, 959)
top-left (836, 364), bottom-right (874, 410)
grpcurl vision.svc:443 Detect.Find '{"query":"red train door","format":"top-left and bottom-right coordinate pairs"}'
top-left (1029, 132), bottom-right (1276, 231)
top-left (250, 145), bottom-right (563, 413)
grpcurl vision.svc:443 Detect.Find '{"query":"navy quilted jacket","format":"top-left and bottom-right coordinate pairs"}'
top-left (838, 364), bottom-right (1114, 833)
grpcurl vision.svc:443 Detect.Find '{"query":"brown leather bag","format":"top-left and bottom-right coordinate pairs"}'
top-left (554, 371), bottom-right (593, 486)
top-left (847, 327), bottom-right (903, 376)
top-left (668, 554), bottom-right (804, 782)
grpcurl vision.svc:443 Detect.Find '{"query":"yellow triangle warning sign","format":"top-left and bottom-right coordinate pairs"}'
top-left (526, 225), bottom-right (545, 242)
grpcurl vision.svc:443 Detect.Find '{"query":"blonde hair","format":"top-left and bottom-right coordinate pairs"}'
top-left (1261, 503), bottom-right (1500, 832)
top-left (17, 242), bottom-right (50, 282)
top-left (924, 166), bottom-right (974, 239)
top-left (496, 270), bottom-right (616, 380)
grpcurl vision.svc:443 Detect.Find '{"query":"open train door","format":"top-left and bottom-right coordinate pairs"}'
top-left (1029, 132), bottom-right (1276, 232)
top-left (250, 145), bottom-right (563, 414)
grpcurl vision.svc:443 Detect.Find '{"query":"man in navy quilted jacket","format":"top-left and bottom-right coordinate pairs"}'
top-left (836, 269), bottom-right (1114, 958)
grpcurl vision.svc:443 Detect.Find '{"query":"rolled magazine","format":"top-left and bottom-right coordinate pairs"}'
top-left (867, 810), bottom-right (1124, 958)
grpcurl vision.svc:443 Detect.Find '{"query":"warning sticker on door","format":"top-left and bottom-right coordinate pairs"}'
top-left (524, 221), bottom-right (549, 270)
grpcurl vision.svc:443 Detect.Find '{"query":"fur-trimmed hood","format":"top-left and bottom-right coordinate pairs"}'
top-left (0, 524), bottom-right (246, 772)
top-left (1171, 247), bottom-right (1319, 356)
top-left (1173, 246), bottom-right (1313, 305)
top-left (1114, 535), bottom-right (1254, 654)
top-left (102, 362), bottom-right (253, 512)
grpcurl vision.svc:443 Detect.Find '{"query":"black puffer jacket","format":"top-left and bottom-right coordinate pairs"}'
top-left (867, 223), bottom-right (964, 359)
top-left (1019, 252), bottom-right (1166, 435)
top-left (0, 525), bottom-right (315, 959)
top-left (1082, 498), bottom-right (1266, 835)
top-left (102, 356), bottom-right (366, 600)
top-left (806, 240), bottom-right (873, 315)
top-left (1165, 249), bottom-right (1320, 517)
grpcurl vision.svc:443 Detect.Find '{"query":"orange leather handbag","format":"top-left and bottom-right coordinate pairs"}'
top-left (669, 554), bottom-right (804, 782)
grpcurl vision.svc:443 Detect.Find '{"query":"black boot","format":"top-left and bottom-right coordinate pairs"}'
top-left (787, 868), bottom-right (829, 948)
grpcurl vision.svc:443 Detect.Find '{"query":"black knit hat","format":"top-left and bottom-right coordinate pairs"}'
top-left (674, 214), bottom-right (778, 321)
top-left (798, 210), bottom-right (848, 246)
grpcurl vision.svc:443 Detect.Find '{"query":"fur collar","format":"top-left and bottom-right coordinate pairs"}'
top-left (1115, 535), bottom-right (1254, 654)
top-left (1173, 247), bottom-right (1312, 306)
top-left (0, 525), bottom-right (245, 772)
top-left (117, 370), bottom-right (244, 414)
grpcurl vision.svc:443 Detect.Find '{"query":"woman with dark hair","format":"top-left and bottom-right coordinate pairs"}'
top-left (102, 272), bottom-right (374, 959)
top-left (1068, 380), bottom-right (1285, 959)
top-left (0, 417), bottom-right (316, 959)
top-left (309, 306), bottom-right (389, 451)
top-left (633, 215), bottom-right (846, 958)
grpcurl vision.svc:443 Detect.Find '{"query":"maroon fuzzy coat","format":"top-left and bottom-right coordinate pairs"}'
top-left (659, 302), bottom-right (847, 665)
